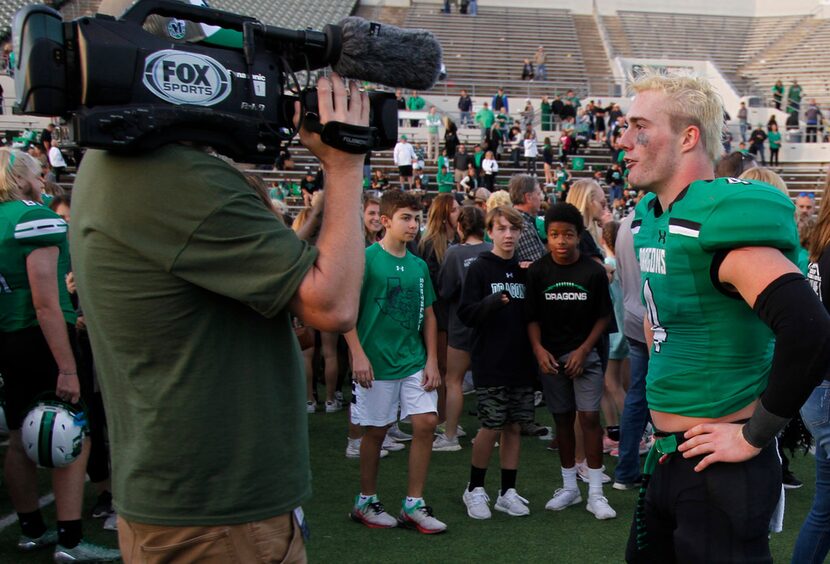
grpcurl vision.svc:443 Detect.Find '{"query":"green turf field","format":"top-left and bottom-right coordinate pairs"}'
top-left (0, 395), bottom-right (818, 563)
top-left (305, 396), bottom-right (816, 564)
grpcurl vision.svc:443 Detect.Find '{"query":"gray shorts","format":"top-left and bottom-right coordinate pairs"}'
top-left (541, 349), bottom-right (604, 414)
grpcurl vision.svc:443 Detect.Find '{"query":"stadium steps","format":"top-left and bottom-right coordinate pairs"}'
top-left (600, 15), bottom-right (633, 58)
top-left (571, 14), bottom-right (615, 96)
top-left (737, 17), bottom-right (830, 106)
top-left (606, 11), bottom-right (805, 96)
top-left (353, 3), bottom-right (408, 27)
top-left (208, 0), bottom-right (357, 29)
top-left (402, 2), bottom-right (594, 99)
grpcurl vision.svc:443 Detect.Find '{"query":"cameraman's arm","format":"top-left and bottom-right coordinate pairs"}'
top-left (289, 74), bottom-right (369, 332)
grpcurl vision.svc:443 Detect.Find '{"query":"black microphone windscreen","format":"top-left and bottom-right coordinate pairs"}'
top-left (333, 17), bottom-right (443, 91)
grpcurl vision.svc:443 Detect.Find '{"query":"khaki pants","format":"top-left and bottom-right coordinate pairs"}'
top-left (118, 512), bottom-right (306, 564)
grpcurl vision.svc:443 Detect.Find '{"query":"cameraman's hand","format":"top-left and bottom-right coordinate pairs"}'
top-left (295, 73), bottom-right (369, 172)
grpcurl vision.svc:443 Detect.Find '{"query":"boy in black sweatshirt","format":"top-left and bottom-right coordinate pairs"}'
top-left (457, 206), bottom-right (537, 520)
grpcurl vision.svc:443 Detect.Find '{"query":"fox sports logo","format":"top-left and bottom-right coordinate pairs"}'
top-left (143, 50), bottom-right (231, 106)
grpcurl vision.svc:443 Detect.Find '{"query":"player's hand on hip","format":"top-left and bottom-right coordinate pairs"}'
top-left (295, 73), bottom-right (369, 171)
top-left (679, 422), bottom-right (762, 472)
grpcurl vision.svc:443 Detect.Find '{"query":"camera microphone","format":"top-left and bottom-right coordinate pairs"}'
top-left (332, 17), bottom-right (443, 91)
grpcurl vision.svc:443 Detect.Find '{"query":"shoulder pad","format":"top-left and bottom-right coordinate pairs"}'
top-left (697, 179), bottom-right (798, 254)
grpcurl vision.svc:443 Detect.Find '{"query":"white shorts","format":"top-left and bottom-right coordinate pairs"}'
top-left (350, 369), bottom-right (438, 427)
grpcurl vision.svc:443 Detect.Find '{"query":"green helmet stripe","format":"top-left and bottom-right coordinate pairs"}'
top-left (38, 410), bottom-right (56, 468)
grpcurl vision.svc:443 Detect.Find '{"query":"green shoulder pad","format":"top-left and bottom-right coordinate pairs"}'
top-left (697, 179), bottom-right (798, 254)
top-left (13, 203), bottom-right (68, 250)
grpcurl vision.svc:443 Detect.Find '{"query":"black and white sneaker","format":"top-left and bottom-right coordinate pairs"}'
top-left (783, 471), bottom-right (803, 489)
top-left (91, 491), bottom-right (114, 518)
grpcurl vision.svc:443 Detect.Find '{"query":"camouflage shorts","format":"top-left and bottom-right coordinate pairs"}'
top-left (475, 386), bottom-right (535, 430)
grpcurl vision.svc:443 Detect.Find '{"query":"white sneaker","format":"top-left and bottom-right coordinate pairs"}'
top-left (350, 496), bottom-right (398, 528)
top-left (386, 423), bottom-right (413, 442)
top-left (576, 462), bottom-right (612, 484)
top-left (345, 438), bottom-right (389, 459)
top-left (462, 486), bottom-right (492, 519)
top-left (103, 514), bottom-right (118, 531)
top-left (382, 434), bottom-right (406, 452)
top-left (456, 425), bottom-right (467, 438)
top-left (306, 401), bottom-right (316, 413)
top-left (398, 500), bottom-right (447, 534)
top-left (544, 488), bottom-right (582, 511)
top-left (432, 433), bottom-right (462, 452)
top-left (586, 495), bottom-right (617, 520)
top-left (334, 391), bottom-right (344, 403)
top-left (325, 399), bottom-right (343, 413)
top-left (494, 488), bottom-right (530, 516)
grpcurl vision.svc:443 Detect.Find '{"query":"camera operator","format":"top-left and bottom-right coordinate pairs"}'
top-left (70, 73), bottom-right (368, 563)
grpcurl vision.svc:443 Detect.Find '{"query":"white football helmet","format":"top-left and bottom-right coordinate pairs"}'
top-left (21, 399), bottom-right (88, 468)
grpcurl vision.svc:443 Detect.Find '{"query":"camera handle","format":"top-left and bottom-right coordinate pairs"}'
top-left (302, 112), bottom-right (376, 155)
top-left (120, 0), bottom-right (256, 30)
top-left (299, 89), bottom-right (375, 154)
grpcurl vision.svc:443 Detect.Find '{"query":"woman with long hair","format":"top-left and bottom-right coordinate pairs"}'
top-left (0, 148), bottom-right (119, 558)
top-left (418, 193), bottom-right (461, 448)
top-left (793, 181), bottom-right (830, 562)
top-left (566, 179), bottom-right (608, 252)
top-left (435, 206), bottom-right (492, 451)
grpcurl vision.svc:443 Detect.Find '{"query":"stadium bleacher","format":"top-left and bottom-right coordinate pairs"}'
top-left (209, 0), bottom-right (356, 30)
top-left (0, 0), bottom-right (828, 203)
top-left (402, 3), bottom-right (595, 99)
top-left (0, 0), bottom-right (72, 39)
top-left (603, 11), bottom-right (807, 96)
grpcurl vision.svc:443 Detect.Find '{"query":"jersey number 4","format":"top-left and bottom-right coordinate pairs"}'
top-left (643, 279), bottom-right (667, 353)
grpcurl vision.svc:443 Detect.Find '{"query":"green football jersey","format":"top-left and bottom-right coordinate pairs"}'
top-left (632, 178), bottom-right (799, 418)
top-left (0, 199), bottom-right (76, 332)
top-left (356, 243), bottom-right (436, 381)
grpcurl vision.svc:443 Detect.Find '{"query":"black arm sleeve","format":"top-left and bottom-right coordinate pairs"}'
top-left (743, 272), bottom-right (830, 447)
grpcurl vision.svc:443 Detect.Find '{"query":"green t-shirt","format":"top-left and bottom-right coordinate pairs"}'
top-left (632, 178), bottom-right (799, 417)
top-left (426, 113), bottom-right (441, 134)
top-left (0, 200), bottom-right (75, 331)
top-left (768, 130), bottom-right (782, 149)
top-left (476, 108), bottom-right (495, 130)
top-left (437, 172), bottom-right (455, 193)
top-left (407, 96), bottom-right (426, 111)
top-left (788, 85), bottom-right (802, 103)
top-left (534, 216), bottom-right (547, 242)
top-left (555, 170), bottom-right (569, 191)
top-left (70, 145), bottom-right (318, 526)
top-left (356, 243), bottom-right (435, 380)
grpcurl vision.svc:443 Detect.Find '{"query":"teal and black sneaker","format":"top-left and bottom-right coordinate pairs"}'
top-left (397, 499), bottom-right (447, 534)
top-left (350, 495), bottom-right (398, 529)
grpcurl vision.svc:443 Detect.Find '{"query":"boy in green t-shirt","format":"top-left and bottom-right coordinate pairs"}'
top-left (436, 165), bottom-right (455, 193)
top-left (346, 190), bottom-right (446, 534)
